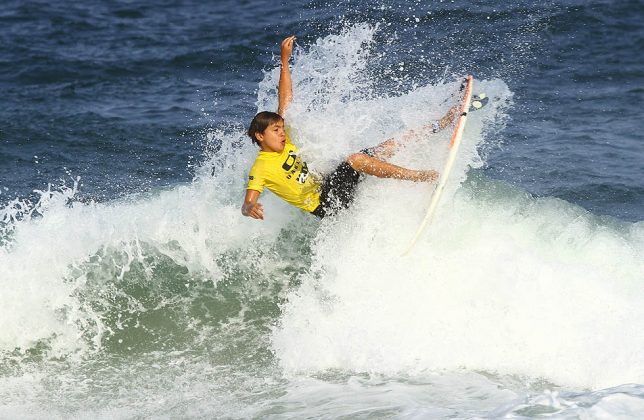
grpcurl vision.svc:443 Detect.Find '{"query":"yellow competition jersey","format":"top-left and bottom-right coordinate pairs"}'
top-left (246, 136), bottom-right (321, 212)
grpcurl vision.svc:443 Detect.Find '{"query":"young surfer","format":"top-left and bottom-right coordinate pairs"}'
top-left (241, 36), bottom-right (458, 220)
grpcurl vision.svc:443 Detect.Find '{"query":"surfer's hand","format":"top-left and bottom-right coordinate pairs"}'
top-left (281, 36), bottom-right (296, 63)
top-left (246, 202), bottom-right (264, 220)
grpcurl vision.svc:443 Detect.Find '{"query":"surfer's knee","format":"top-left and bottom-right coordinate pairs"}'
top-left (346, 153), bottom-right (369, 170)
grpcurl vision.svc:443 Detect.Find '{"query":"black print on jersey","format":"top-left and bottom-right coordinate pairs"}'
top-left (297, 162), bottom-right (310, 184)
top-left (282, 151), bottom-right (310, 184)
top-left (282, 151), bottom-right (296, 171)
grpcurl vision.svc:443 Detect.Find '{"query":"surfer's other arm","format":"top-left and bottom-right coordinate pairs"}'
top-left (277, 36), bottom-right (295, 116)
top-left (242, 189), bottom-right (264, 220)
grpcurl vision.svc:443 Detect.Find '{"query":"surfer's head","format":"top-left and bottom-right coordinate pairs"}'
top-left (248, 111), bottom-right (287, 153)
top-left (248, 112), bottom-right (284, 147)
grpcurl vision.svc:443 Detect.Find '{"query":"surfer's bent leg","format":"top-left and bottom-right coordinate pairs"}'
top-left (346, 152), bottom-right (437, 183)
top-left (312, 151), bottom-right (438, 218)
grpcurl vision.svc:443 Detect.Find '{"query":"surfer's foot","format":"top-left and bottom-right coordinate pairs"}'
top-left (414, 170), bottom-right (439, 183)
top-left (469, 93), bottom-right (489, 111)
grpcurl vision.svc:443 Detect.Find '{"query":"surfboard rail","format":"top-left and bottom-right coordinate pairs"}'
top-left (402, 75), bottom-right (474, 256)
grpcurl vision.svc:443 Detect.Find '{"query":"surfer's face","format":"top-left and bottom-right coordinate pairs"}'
top-left (256, 121), bottom-right (287, 153)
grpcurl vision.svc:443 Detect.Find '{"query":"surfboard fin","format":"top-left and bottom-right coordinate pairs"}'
top-left (469, 93), bottom-right (489, 111)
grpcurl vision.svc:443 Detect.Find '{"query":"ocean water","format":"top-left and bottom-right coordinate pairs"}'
top-left (1, 0), bottom-right (643, 418)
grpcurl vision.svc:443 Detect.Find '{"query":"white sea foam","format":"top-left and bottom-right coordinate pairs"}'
top-left (273, 178), bottom-right (644, 389)
top-left (269, 25), bottom-right (644, 390)
top-left (0, 132), bottom-right (293, 354)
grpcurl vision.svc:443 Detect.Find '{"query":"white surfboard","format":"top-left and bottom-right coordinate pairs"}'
top-left (402, 75), bottom-right (474, 255)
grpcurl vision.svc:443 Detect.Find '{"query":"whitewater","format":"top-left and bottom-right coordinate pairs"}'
top-left (1, 24), bottom-right (643, 419)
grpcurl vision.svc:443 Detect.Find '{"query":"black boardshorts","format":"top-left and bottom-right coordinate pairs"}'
top-left (310, 147), bottom-right (375, 219)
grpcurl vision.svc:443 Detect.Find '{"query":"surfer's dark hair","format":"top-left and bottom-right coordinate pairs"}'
top-left (247, 111), bottom-right (284, 146)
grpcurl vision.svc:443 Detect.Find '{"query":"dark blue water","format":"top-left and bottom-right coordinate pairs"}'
top-left (1, 0), bottom-right (642, 219)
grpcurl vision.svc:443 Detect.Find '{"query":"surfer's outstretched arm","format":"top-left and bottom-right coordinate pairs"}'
top-left (277, 36), bottom-right (295, 116)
